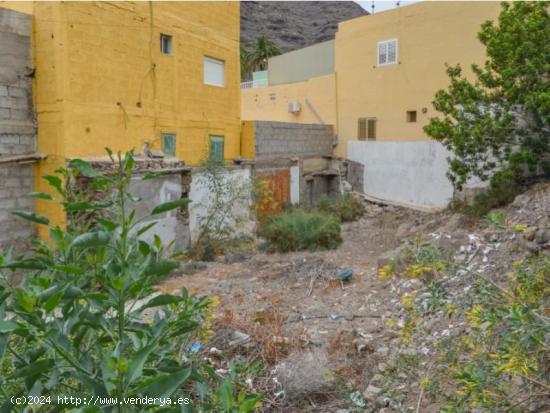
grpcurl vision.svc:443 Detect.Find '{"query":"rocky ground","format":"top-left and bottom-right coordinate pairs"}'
top-left (159, 183), bottom-right (550, 412)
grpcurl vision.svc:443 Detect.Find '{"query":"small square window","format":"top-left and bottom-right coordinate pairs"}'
top-left (377, 39), bottom-right (398, 66)
top-left (358, 117), bottom-right (376, 140)
top-left (209, 136), bottom-right (224, 162)
top-left (407, 111), bottom-right (417, 123)
top-left (160, 34), bottom-right (172, 55)
top-left (161, 133), bottom-right (176, 156)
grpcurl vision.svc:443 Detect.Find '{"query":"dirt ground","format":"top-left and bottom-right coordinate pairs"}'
top-left (157, 184), bottom-right (550, 412)
top-left (160, 205), bottom-right (432, 344)
top-left (157, 202), bottom-right (452, 411)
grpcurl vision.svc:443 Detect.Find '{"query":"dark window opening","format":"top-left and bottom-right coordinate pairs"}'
top-left (160, 34), bottom-right (172, 54)
top-left (407, 110), bottom-right (417, 123)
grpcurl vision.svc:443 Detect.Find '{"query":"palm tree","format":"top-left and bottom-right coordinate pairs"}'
top-left (240, 47), bottom-right (252, 81)
top-left (246, 35), bottom-right (281, 73)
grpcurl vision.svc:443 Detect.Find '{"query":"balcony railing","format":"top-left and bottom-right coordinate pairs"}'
top-left (240, 79), bottom-right (268, 89)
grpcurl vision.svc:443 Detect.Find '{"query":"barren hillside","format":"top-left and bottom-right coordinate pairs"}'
top-left (240, 1), bottom-right (368, 53)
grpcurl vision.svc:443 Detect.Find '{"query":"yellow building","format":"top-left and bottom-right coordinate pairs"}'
top-left (334, 1), bottom-right (500, 156)
top-left (1, 1), bottom-right (240, 234)
top-left (241, 1), bottom-right (501, 157)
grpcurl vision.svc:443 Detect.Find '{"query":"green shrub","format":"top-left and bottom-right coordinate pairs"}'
top-left (0, 150), bottom-right (262, 412)
top-left (258, 209), bottom-right (342, 252)
top-left (439, 255), bottom-right (550, 412)
top-left (451, 170), bottom-right (520, 218)
top-left (315, 194), bottom-right (365, 222)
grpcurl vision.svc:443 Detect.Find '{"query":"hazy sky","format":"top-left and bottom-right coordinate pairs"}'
top-left (357, 1), bottom-right (420, 14)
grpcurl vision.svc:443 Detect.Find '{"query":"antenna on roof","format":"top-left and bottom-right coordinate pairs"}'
top-left (371, 0), bottom-right (375, 14)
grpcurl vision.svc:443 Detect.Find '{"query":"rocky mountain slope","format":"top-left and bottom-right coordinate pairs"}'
top-left (240, 1), bottom-right (368, 53)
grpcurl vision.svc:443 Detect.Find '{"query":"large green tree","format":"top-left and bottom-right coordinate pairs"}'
top-left (424, 2), bottom-right (550, 190)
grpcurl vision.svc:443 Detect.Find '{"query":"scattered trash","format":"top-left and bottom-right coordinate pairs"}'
top-left (337, 268), bottom-right (353, 281)
top-left (190, 342), bottom-right (202, 352)
top-left (229, 330), bottom-right (251, 347)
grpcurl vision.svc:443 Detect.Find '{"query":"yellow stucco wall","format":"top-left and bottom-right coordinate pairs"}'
top-left (334, 1), bottom-right (500, 156)
top-left (240, 120), bottom-right (255, 159)
top-left (1, 1), bottom-right (240, 236)
top-left (241, 74), bottom-right (336, 125)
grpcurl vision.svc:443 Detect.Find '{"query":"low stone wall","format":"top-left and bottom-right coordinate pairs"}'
top-left (253, 121), bottom-right (334, 159)
top-left (0, 8), bottom-right (36, 251)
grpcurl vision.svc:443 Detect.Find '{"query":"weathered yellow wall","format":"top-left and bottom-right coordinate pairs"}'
top-left (334, 1), bottom-right (500, 156)
top-left (1, 1), bottom-right (240, 236)
top-left (240, 120), bottom-right (255, 159)
top-left (241, 74), bottom-right (336, 125)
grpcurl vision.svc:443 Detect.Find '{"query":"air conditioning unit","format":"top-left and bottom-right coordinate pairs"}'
top-left (288, 101), bottom-right (301, 113)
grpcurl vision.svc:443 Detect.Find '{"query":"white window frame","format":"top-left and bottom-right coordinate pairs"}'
top-left (203, 56), bottom-right (225, 87)
top-left (377, 38), bottom-right (398, 66)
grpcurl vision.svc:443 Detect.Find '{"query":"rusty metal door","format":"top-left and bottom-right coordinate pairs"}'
top-left (256, 168), bottom-right (290, 216)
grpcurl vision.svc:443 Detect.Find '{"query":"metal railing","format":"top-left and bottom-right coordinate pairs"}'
top-left (240, 79), bottom-right (268, 89)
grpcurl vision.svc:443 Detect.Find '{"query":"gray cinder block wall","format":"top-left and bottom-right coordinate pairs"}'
top-left (0, 8), bottom-right (37, 250)
top-left (253, 121), bottom-right (334, 159)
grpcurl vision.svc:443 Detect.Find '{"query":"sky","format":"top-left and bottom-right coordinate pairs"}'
top-left (357, 1), bottom-right (420, 14)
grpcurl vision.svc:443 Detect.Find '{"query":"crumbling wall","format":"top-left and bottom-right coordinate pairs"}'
top-left (253, 121), bottom-right (334, 159)
top-left (188, 165), bottom-right (253, 242)
top-left (74, 157), bottom-right (191, 251)
top-left (0, 8), bottom-right (36, 250)
top-left (341, 158), bottom-right (364, 193)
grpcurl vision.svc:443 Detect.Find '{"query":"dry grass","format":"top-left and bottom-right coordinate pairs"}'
top-left (219, 305), bottom-right (297, 365)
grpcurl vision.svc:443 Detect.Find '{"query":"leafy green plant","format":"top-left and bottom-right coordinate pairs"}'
top-left (433, 255), bottom-right (550, 412)
top-left (450, 170), bottom-right (520, 218)
top-left (0, 150), bottom-right (262, 412)
top-left (190, 159), bottom-right (252, 261)
top-left (425, 2), bottom-right (550, 192)
top-left (257, 209), bottom-right (341, 252)
top-left (315, 194), bottom-right (365, 223)
top-left (481, 211), bottom-right (506, 229)
top-left (379, 235), bottom-right (450, 282)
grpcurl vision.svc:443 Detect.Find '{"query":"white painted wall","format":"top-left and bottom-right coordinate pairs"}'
top-left (188, 168), bottom-right (253, 242)
top-left (347, 141), bottom-right (455, 209)
top-left (290, 166), bottom-right (300, 204)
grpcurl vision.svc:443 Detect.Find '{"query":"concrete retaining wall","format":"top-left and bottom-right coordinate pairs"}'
top-left (254, 121), bottom-right (334, 159)
top-left (347, 141), bottom-right (455, 209)
top-left (0, 8), bottom-right (36, 250)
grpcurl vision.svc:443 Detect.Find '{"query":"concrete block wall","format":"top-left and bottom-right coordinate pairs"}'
top-left (254, 121), bottom-right (334, 159)
top-left (0, 8), bottom-right (36, 250)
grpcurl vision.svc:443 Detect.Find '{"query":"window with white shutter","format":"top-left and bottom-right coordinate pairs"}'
top-left (204, 56), bottom-right (225, 87)
top-left (377, 39), bottom-right (398, 66)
